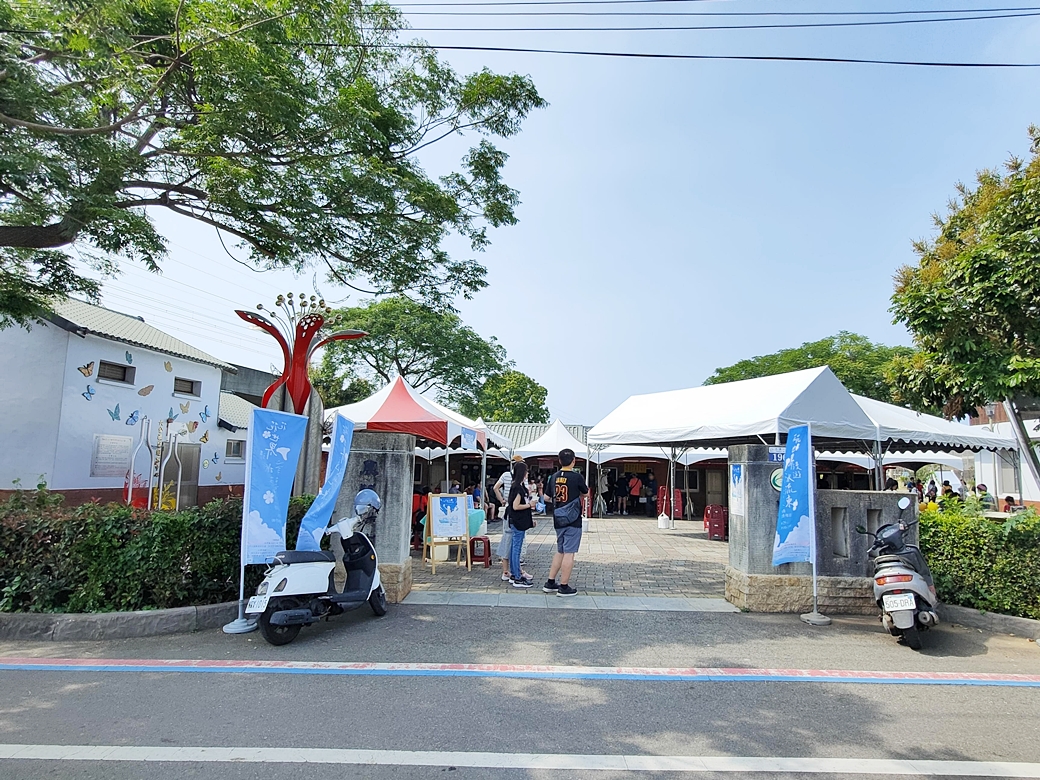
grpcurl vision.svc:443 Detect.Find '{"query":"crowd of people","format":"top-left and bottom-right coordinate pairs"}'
top-left (606, 470), bottom-right (659, 517)
top-left (884, 475), bottom-right (1020, 512)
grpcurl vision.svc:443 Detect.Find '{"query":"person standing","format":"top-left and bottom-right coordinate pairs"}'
top-left (644, 471), bottom-right (658, 517)
top-left (507, 461), bottom-right (536, 588)
top-left (543, 448), bottom-right (589, 597)
top-left (629, 472), bottom-right (643, 515)
top-left (614, 473), bottom-right (629, 515)
top-left (495, 456), bottom-right (525, 581)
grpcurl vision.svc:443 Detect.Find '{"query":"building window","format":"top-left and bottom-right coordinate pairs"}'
top-left (226, 439), bottom-right (245, 459)
top-left (173, 377), bottom-right (201, 396)
top-left (97, 360), bottom-right (136, 385)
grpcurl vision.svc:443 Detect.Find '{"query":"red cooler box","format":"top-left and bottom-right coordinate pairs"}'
top-left (704, 504), bottom-right (728, 541)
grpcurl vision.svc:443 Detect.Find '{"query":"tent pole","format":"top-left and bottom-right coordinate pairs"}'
top-left (444, 448), bottom-right (449, 493)
top-left (480, 446), bottom-right (487, 514)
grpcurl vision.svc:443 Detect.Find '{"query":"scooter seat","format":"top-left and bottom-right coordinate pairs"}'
top-left (273, 550), bottom-right (336, 565)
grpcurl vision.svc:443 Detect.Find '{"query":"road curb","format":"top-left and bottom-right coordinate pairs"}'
top-left (938, 603), bottom-right (1040, 640)
top-left (0, 602), bottom-right (240, 641)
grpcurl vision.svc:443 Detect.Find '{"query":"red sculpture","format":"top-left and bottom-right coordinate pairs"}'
top-left (236, 293), bottom-right (365, 413)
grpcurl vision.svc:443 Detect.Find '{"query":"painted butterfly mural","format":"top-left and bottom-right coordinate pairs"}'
top-left (179, 401), bottom-right (191, 414)
top-left (211, 452), bottom-right (219, 464)
top-left (199, 405), bottom-right (211, 423)
top-left (167, 408), bottom-right (179, 421)
top-left (125, 351), bottom-right (133, 364)
top-left (107, 404), bottom-right (120, 421)
top-left (77, 362), bottom-right (94, 377)
top-left (214, 472), bottom-right (222, 482)
top-left (187, 421), bottom-right (198, 433)
top-left (82, 385), bottom-right (95, 401)
top-left (164, 361), bottom-right (172, 372)
top-left (199, 430), bottom-right (209, 444)
top-left (138, 385), bottom-right (154, 396)
top-left (125, 410), bottom-right (140, 426)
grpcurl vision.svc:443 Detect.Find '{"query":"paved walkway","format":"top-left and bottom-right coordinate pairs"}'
top-left (410, 516), bottom-right (728, 598)
top-left (403, 592), bottom-right (738, 612)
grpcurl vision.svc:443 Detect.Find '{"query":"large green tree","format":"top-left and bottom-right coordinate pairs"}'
top-left (890, 127), bottom-right (1040, 482)
top-left (0, 0), bottom-right (544, 327)
top-left (320, 296), bottom-right (506, 403)
top-left (458, 369), bottom-right (549, 423)
top-left (704, 331), bottom-right (915, 404)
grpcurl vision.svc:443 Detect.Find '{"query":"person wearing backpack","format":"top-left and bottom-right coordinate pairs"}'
top-left (543, 448), bottom-right (589, 597)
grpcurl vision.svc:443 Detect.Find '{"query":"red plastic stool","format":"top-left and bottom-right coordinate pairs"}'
top-left (469, 536), bottom-right (492, 568)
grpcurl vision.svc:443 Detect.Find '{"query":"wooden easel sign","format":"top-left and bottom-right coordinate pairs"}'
top-left (423, 494), bottom-right (471, 573)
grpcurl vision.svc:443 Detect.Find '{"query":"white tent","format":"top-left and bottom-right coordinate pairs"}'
top-left (588, 367), bottom-right (878, 449)
top-left (516, 418), bottom-right (588, 458)
top-left (852, 394), bottom-right (1015, 453)
top-left (592, 444), bottom-right (725, 466)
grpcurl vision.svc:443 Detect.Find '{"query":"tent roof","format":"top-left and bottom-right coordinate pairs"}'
top-left (588, 367), bottom-right (878, 449)
top-left (486, 421), bottom-right (588, 450)
top-left (592, 444), bottom-right (726, 466)
top-left (516, 419), bottom-right (589, 458)
top-left (852, 395), bottom-right (1015, 453)
top-left (326, 377), bottom-right (484, 449)
top-left (818, 451), bottom-right (966, 470)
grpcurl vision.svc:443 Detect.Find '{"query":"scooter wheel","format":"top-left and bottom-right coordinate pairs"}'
top-left (901, 625), bottom-right (923, 651)
top-left (258, 599), bottom-right (303, 646)
top-left (369, 586), bottom-right (388, 617)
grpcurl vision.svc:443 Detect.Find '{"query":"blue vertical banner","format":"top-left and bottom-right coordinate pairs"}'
top-left (772, 423), bottom-right (816, 566)
top-left (296, 414), bottom-right (355, 551)
top-left (241, 408), bottom-right (308, 565)
top-left (461, 427), bottom-right (477, 450)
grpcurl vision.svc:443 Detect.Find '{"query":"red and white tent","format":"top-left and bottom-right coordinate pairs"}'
top-left (326, 376), bottom-right (485, 449)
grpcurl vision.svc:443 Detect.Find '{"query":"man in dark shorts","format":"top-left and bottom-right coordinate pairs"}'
top-left (543, 448), bottom-right (589, 597)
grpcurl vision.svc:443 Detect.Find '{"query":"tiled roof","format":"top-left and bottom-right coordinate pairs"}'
top-left (486, 421), bottom-right (590, 450)
top-left (218, 391), bottom-right (256, 430)
top-left (46, 298), bottom-right (235, 371)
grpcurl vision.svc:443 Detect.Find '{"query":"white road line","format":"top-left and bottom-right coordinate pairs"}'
top-left (1, 745), bottom-right (1038, 776)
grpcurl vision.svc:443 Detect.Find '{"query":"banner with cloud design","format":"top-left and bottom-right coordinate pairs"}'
top-left (772, 423), bottom-right (816, 567)
top-left (241, 408), bottom-right (308, 565)
top-left (296, 413), bottom-right (355, 551)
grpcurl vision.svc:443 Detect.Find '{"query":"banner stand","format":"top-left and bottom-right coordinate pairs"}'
top-left (800, 426), bottom-right (831, 627)
top-left (422, 494), bottom-right (472, 574)
top-left (223, 559), bottom-right (256, 634)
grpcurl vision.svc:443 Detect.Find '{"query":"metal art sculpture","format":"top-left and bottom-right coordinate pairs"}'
top-left (236, 294), bottom-right (365, 413)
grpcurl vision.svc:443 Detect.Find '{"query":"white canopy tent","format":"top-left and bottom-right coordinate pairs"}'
top-left (588, 367), bottom-right (878, 450)
top-left (852, 394), bottom-right (1015, 453)
top-left (516, 418), bottom-right (588, 459)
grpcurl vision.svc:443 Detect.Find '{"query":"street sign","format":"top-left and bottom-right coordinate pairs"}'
top-left (768, 447), bottom-right (785, 463)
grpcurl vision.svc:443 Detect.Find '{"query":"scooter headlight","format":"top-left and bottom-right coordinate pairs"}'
top-left (273, 578), bottom-right (288, 593)
top-left (256, 582), bottom-right (268, 596)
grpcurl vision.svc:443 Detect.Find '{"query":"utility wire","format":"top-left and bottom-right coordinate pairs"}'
top-left (388, 4), bottom-right (1040, 15)
top-left (396, 10), bottom-right (1040, 30)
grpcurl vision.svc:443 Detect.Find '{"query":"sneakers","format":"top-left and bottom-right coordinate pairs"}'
top-left (511, 578), bottom-right (534, 589)
top-left (557, 584), bottom-right (578, 597)
top-left (543, 579), bottom-right (559, 593)
top-left (501, 574), bottom-right (511, 581)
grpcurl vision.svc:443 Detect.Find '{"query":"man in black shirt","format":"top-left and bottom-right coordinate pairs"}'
top-left (543, 448), bottom-right (589, 597)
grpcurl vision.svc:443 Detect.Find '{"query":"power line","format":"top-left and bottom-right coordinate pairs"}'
top-left (397, 10), bottom-right (1040, 30)
top-left (391, 5), bottom-right (1040, 15)
top-left (350, 41), bottom-right (1040, 66)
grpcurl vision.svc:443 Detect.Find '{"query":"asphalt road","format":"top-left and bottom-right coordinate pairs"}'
top-left (1, 606), bottom-right (1038, 779)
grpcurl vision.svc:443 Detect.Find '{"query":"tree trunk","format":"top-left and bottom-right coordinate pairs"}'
top-left (0, 219), bottom-right (81, 249)
top-left (1003, 398), bottom-right (1040, 494)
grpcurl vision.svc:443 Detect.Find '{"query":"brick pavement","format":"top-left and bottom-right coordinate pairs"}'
top-left (409, 516), bottom-right (728, 598)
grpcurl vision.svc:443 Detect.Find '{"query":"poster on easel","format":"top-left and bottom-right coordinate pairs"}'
top-left (431, 494), bottom-right (467, 538)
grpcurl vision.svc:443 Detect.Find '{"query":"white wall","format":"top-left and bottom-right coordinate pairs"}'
top-left (973, 421), bottom-right (1040, 503)
top-left (0, 321), bottom-right (68, 488)
top-left (52, 334), bottom-right (224, 491)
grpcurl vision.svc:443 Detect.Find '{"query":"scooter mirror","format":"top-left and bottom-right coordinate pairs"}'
top-left (855, 525), bottom-right (867, 534)
top-left (897, 496), bottom-right (912, 510)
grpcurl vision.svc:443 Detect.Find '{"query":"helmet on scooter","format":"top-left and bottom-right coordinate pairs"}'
top-left (354, 489), bottom-right (381, 521)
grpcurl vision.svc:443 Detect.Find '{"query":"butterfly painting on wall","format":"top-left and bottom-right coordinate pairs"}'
top-left (167, 407), bottom-right (179, 421)
top-left (125, 410), bottom-right (140, 426)
top-left (211, 452), bottom-right (219, 464)
top-left (164, 361), bottom-right (172, 372)
top-left (107, 404), bottom-right (120, 421)
top-left (199, 405), bottom-right (211, 423)
top-left (179, 401), bottom-right (190, 414)
top-left (202, 460), bottom-right (210, 469)
top-left (82, 385), bottom-right (95, 401)
top-left (187, 421), bottom-right (198, 433)
top-left (125, 351), bottom-right (133, 364)
top-left (199, 430), bottom-right (209, 444)
top-left (138, 385), bottom-right (154, 396)
top-left (214, 472), bottom-right (222, 482)
top-left (77, 362), bottom-right (94, 377)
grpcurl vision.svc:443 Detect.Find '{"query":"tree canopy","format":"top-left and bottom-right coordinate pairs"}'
top-left (889, 127), bottom-right (1040, 479)
top-left (458, 369), bottom-right (549, 423)
top-left (703, 331), bottom-right (915, 404)
top-left (319, 295), bottom-right (506, 404)
top-left (0, 0), bottom-right (545, 327)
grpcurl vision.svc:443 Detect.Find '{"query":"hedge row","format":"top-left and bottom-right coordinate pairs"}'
top-left (0, 485), bottom-right (314, 614)
top-left (919, 501), bottom-right (1040, 620)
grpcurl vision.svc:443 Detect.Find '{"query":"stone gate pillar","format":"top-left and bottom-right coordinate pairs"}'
top-left (332, 431), bottom-right (415, 603)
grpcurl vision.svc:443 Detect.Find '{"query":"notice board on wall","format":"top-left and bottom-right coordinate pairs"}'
top-left (90, 434), bottom-right (132, 478)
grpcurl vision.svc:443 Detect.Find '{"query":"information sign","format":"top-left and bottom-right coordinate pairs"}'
top-left (90, 434), bottom-right (132, 478)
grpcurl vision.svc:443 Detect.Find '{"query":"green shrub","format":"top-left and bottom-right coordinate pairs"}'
top-left (919, 501), bottom-right (1040, 620)
top-left (0, 485), bottom-right (314, 613)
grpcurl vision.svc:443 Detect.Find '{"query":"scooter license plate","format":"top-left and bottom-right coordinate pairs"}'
top-left (882, 593), bottom-right (915, 612)
top-left (245, 595), bottom-right (269, 614)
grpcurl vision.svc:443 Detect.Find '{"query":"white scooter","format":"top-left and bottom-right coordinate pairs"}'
top-left (246, 489), bottom-right (388, 645)
top-left (856, 496), bottom-right (939, 651)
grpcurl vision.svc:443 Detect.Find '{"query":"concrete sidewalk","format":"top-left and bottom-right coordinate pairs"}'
top-left (411, 516), bottom-right (728, 597)
top-left (403, 591), bottom-right (739, 611)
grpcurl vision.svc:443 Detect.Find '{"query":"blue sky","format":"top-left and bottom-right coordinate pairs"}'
top-left (82, 2), bottom-right (1040, 425)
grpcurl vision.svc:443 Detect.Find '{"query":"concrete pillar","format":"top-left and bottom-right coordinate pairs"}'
top-left (724, 444), bottom-right (915, 614)
top-left (331, 431), bottom-right (415, 603)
